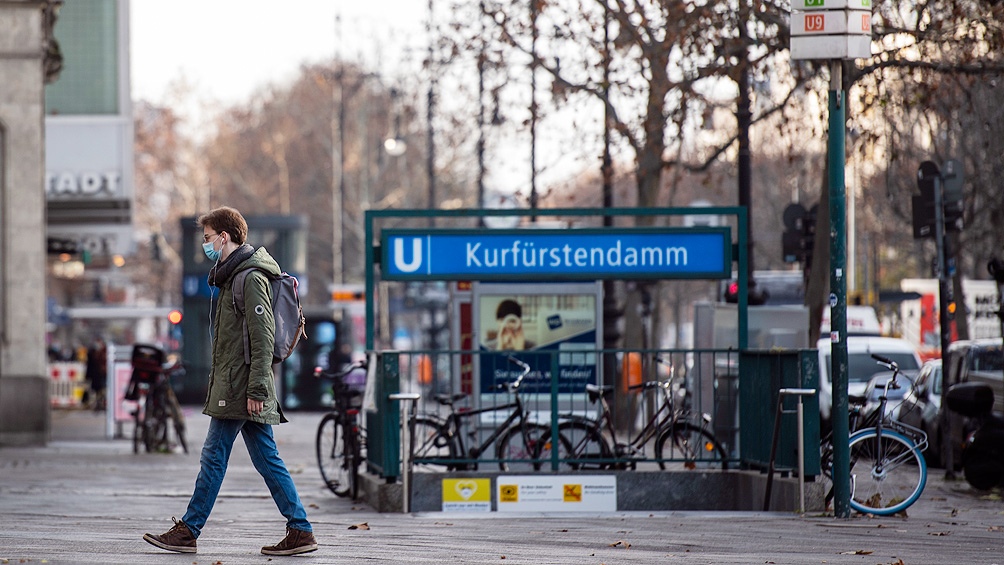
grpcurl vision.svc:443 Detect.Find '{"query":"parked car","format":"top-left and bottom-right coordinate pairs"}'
top-left (816, 336), bottom-right (923, 431)
top-left (945, 339), bottom-right (1004, 414)
top-left (935, 339), bottom-right (1004, 469)
top-left (897, 359), bottom-right (943, 467)
top-left (856, 370), bottom-right (917, 423)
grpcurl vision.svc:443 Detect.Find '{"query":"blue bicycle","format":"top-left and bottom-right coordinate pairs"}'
top-left (820, 354), bottom-right (928, 515)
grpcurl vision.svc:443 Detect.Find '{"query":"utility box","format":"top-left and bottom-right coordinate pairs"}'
top-left (739, 350), bottom-right (820, 476)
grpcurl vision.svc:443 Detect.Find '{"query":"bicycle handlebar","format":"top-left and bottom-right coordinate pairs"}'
top-left (870, 354), bottom-right (901, 390)
top-left (313, 359), bottom-right (368, 380)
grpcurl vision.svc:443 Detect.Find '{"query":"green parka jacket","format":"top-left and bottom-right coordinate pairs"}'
top-left (204, 246), bottom-right (286, 424)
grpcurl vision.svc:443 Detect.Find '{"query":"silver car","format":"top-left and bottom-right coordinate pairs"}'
top-left (898, 360), bottom-right (943, 467)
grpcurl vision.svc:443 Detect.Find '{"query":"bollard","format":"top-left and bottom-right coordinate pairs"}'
top-left (764, 388), bottom-right (816, 513)
top-left (388, 392), bottom-right (421, 513)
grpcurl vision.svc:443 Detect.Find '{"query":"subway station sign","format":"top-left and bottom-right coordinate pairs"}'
top-left (790, 0), bottom-right (872, 60)
top-left (380, 228), bottom-right (732, 281)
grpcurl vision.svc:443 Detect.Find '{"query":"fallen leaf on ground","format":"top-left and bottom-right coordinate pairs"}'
top-left (348, 522), bottom-right (370, 530)
top-left (609, 540), bottom-right (631, 548)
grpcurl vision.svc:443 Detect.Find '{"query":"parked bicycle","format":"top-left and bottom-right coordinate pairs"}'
top-left (410, 356), bottom-right (555, 471)
top-left (546, 357), bottom-right (727, 471)
top-left (314, 359), bottom-right (367, 499)
top-left (126, 344), bottom-right (188, 455)
top-left (819, 354), bottom-right (928, 515)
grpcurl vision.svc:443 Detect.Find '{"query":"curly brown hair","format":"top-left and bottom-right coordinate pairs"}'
top-left (197, 206), bottom-right (248, 245)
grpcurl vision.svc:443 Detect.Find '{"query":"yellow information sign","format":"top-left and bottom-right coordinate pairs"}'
top-left (442, 478), bottom-right (492, 512)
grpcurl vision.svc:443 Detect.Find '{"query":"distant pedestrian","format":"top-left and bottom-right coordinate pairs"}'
top-left (84, 336), bottom-right (107, 410)
top-left (143, 206), bottom-right (316, 556)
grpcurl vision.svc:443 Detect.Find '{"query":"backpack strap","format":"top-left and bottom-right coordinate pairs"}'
top-left (232, 267), bottom-right (276, 366)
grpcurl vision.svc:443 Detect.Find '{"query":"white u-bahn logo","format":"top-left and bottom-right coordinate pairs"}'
top-left (393, 237), bottom-right (423, 273)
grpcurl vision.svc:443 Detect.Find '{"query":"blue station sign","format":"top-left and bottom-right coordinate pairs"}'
top-left (380, 227), bottom-right (732, 281)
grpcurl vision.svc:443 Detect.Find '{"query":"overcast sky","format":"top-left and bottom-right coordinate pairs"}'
top-left (130, 1), bottom-right (428, 106)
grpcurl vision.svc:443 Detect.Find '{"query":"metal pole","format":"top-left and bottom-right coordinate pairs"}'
top-left (797, 395), bottom-right (806, 514)
top-left (933, 171), bottom-right (957, 476)
top-left (426, 0), bottom-right (436, 226)
top-left (476, 0), bottom-right (486, 228)
top-left (828, 61), bottom-right (851, 519)
top-left (389, 392), bottom-right (421, 513)
top-left (528, 0), bottom-right (539, 217)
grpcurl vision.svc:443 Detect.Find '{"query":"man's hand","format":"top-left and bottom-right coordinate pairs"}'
top-left (247, 397), bottom-right (264, 416)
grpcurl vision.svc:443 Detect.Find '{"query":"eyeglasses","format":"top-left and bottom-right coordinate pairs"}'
top-left (203, 232), bottom-right (219, 243)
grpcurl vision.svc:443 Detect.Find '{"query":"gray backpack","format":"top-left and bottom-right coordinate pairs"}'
top-left (231, 268), bottom-right (307, 365)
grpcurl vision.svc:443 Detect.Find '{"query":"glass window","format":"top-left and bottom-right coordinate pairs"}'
top-left (971, 346), bottom-right (1004, 372)
top-left (827, 352), bottom-right (921, 384)
top-left (45, 0), bottom-right (119, 115)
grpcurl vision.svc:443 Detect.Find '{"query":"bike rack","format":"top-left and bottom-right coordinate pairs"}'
top-left (389, 392), bottom-right (422, 513)
top-left (764, 387), bottom-right (816, 513)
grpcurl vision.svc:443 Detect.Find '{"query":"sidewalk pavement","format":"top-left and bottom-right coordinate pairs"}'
top-left (1, 407), bottom-right (1003, 565)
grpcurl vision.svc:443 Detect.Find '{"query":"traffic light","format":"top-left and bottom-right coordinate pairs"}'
top-left (723, 280), bottom-right (740, 303)
top-left (913, 159), bottom-right (965, 238)
top-left (168, 309), bottom-right (183, 325)
top-left (801, 205), bottom-right (817, 269)
top-left (780, 202), bottom-right (816, 267)
top-left (913, 161), bottom-right (939, 239)
top-left (942, 158), bottom-right (964, 232)
top-left (722, 280), bottom-right (769, 305)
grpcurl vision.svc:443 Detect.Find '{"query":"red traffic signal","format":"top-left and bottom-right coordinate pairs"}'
top-left (168, 309), bottom-right (183, 324)
top-left (724, 281), bottom-right (740, 303)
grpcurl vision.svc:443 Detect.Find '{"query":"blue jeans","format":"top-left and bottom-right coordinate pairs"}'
top-left (181, 418), bottom-right (311, 538)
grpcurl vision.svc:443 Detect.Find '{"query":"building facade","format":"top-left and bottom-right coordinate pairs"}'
top-left (0, 1), bottom-right (55, 445)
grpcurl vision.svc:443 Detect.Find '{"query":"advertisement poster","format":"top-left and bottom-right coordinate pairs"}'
top-left (475, 283), bottom-right (601, 395)
top-left (496, 475), bottom-right (617, 512)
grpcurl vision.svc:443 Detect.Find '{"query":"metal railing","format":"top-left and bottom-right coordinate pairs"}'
top-left (367, 348), bottom-right (745, 479)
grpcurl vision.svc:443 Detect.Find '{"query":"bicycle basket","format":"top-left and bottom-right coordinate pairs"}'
top-left (131, 344), bottom-right (165, 371)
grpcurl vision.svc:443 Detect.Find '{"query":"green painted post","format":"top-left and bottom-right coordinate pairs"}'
top-left (365, 210), bottom-right (375, 351)
top-left (738, 208), bottom-right (749, 349)
top-left (382, 352), bottom-right (401, 479)
top-left (827, 62), bottom-right (850, 519)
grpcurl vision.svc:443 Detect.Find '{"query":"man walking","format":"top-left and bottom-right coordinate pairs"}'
top-left (144, 206), bottom-right (317, 556)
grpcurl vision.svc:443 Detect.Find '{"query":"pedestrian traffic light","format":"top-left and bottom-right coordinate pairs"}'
top-left (168, 309), bottom-right (183, 325)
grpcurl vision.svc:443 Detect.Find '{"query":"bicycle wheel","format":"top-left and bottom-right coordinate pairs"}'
top-left (132, 409), bottom-right (143, 454)
top-left (818, 437), bottom-right (835, 510)
top-left (655, 422), bottom-right (728, 470)
top-left (411, 416), bottom-right (460, 470)
top-left (165, 387), bottom-right (189, 454)
top-left (847, 428), bottom-right (927, 516)
top-left (316, 413), bottom-right (352, 497)
top-left (347, 418), bottom-right (362, 500)
top-left (144, 395), bottom-right (168, 453)
top-left (496, 423), bottom-right (552, 472)
top-left (550, 420), bottom-right (612, 471)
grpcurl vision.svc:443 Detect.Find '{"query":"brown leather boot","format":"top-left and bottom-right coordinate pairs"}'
top-left (143, 517), bottom-right (197, 553)
top-left (261, 527), bottom-right (318, 556)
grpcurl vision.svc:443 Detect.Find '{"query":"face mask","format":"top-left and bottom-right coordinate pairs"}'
top-left (203, 234), bottom-right (222, 261)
